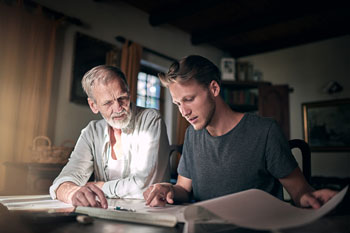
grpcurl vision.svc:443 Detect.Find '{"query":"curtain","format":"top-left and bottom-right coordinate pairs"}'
top-left (0, 3), bottom-right (57, 191)
top-left (174, 111), bottom-right (189, 164)
top-left (176, 112), bottom-right (190, 145)
top-left (120, 41), bottom-right (142, 103)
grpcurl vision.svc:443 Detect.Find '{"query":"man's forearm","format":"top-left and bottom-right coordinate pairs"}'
top-left (293, 183), bottom-right (315, 207)
top-left (56, 182), bottom-right (81, 204)
top-left (173, 184), bottom-right (191, 203)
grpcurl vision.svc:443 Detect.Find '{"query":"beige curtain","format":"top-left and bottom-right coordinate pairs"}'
top-left (120, 41), bottom-right (142, 103)
top-left (0, 3), bottom-right (57, 191)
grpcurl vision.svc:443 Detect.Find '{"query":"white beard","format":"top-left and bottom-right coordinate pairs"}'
top-left (103, 110), bottom-right (132, 129)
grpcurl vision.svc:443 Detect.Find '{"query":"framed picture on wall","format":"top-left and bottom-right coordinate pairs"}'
top-left (302, 98), bottom-right (350, 152)
top-left (71, 32), bottom-right (120, 105)
top-left (220, 58), bottom-right (235, 81)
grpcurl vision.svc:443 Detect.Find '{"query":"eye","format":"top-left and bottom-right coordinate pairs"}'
top-left (184, 97), bottom-right (194, 102)
top-left (103, 101), bottom-right (113, 106)
top-left (118, 96), bottom-right (130, 104)
top-left (120, 96), bottom-right (129, 101)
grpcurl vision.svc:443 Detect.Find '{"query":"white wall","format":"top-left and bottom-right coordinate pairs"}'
top-left (240, 36), bottom-right (350, 178)
top-left (33, 0), bottom-right (225, 145)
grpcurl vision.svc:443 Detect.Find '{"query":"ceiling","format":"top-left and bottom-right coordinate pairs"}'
top-left (112, 0), bottom-right (349, 58)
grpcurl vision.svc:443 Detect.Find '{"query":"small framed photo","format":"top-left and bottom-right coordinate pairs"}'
top-left (302, 98), bottom-right (350, 152)
top-left (221, 58), bottom-right (235, 81)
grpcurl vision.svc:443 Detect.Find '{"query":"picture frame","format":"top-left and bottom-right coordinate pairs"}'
top-left (220, 58), bottom-right (235, 81)
top-left (302, 98), bottom-right (350, 152)
top-left (70, 32), bottom-right (120, 105)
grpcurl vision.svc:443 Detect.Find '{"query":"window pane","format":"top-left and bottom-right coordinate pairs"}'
top-left (137, 80), bottom-right (146, 96)
top-left (137, 96), bottom-right (146, 107)
top-left (149, 97), bottom-right (159, 109)
top-left (136, 70), bottom-right (161, 110)
top-left (138, 72), bottom-right (147, 81)
top-left (147, 75), bottom-right (160, 98)
top-left (145, 97), bottom-right (151, 107)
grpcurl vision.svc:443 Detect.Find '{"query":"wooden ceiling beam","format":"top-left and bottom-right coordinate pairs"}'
top-left (227, 20), bottom-right (350, 58)
top-left (191, 4), bottom-right (346, 45)
top-left (148, 0), bottom-right (224, 26)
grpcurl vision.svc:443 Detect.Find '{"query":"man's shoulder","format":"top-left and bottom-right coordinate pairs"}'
top-left (83, 119), bottom-right (106, 132)
top-left (244, 113), bottom-right (276, 128)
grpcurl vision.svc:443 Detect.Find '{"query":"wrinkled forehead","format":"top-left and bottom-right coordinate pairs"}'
top-left (91, 78), bottom-right (128, 102)
top-left (94, 76), bottom-right (128, 92)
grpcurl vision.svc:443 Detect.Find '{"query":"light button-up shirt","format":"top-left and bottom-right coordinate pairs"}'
top-left (49, 104), bottom-right (170, 199)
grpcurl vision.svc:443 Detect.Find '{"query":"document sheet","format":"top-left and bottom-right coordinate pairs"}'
top-left (183, 186), bottom-right (348, 232)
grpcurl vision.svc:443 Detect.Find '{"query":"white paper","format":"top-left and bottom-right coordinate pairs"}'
top-left (0, 194), bottom-right (187, 226)
top-left (75, 198), bottom-right (187, 227)
top-left (0, 195), bottom-right (73, 211)
top-left (183, 186), bottom-right (348, 232)
top-left (107, 198), bottom-right (188, 222)
top-left (76, 205), bottom-right (178, 227)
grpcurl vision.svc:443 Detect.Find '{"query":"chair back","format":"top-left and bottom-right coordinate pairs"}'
top-left (169, 144), bottom-right (183, 184)
top-left (289, 139), bottom-right (311, 183)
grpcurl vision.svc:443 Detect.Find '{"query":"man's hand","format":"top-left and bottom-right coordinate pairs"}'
top-left (143, 183), bottom-right (174, 207)
top-left (299, 189), bottom-right (337, 209)
top-left (71, 182), bottom-right (108, 209)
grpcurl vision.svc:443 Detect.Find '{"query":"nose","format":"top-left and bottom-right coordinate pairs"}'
top-left (111, 100), bottom-right (123, 112)
top-left (179, 105), bottom-right (191, 117)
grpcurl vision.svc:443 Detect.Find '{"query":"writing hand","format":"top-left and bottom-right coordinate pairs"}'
top-left (71, 183), bottom-right (108, 209)
top-left (143, 183), bottom-right (174, 207)
top-left (299, 189), bottom-right (337, 209)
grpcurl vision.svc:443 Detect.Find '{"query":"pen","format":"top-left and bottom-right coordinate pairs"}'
top-left (114, 206), bottom-right (136, 212)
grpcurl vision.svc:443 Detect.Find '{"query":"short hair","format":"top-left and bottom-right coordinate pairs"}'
top-left (81, 65), bottom-right (129, 100)
top-left (158, 55), bottom-right (221, 87)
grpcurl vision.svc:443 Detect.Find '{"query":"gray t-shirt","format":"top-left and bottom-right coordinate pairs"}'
top-left (178, 113), bottom-right (298, 201)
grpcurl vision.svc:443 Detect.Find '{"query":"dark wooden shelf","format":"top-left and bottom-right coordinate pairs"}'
top-left (221, 80), bottom-right (271, 89)
top-left (230, 104), bottom-right (258, 113)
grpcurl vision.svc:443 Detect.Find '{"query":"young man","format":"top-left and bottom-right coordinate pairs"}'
top-left (143, 55), bottom-right (336, 208)
top-left (50, 65), bottom-right (170, 208)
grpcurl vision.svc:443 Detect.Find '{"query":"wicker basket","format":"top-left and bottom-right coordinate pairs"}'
top-left (31, 136), bottom-right (74, 164)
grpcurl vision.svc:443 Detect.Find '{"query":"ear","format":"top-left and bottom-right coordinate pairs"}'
top-left (209, 80), bottom-right (220, 97)
top-left (88, 98), bottom-right (99, 114)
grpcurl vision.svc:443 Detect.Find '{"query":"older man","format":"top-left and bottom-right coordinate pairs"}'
top-left (50, 65), bottom-right (170, 208)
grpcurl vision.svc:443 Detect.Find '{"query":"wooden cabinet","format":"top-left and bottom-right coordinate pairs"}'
top-left (2, 162), bottom-right (64, 195)
top-left (221, 80), bottom-right (290, 139)
top-left (258, 84), bottom-right (290, 139)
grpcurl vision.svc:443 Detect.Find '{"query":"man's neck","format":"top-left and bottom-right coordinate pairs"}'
top-left (206, 98), bottom-right (244, 137)
top-left (109, 126), bottom-right (122, 160)
top-left (112, 127), bottom-right (122, 136)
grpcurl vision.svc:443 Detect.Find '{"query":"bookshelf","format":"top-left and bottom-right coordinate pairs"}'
top-left (220, 80), bottom-right (271, 113)
top-left (220, 80), bottom-right (290, 139)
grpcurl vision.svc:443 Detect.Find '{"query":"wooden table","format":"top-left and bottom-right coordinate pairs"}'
top-left (2, 214), bottom-right (185, 233)
top-left (2, 212), bottom-right (349, 233)
top-left (1, 192), bottom-right (349, 233)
